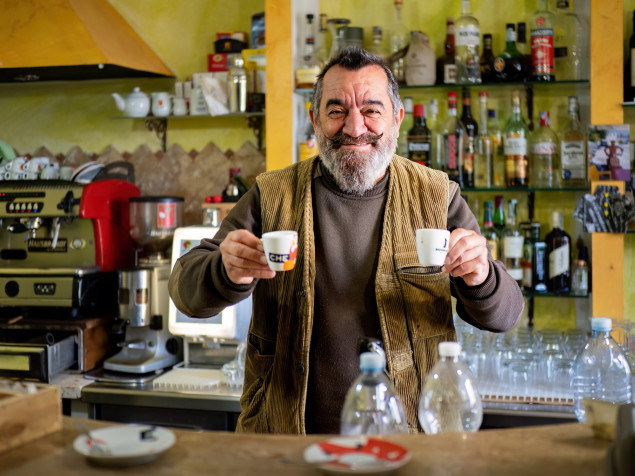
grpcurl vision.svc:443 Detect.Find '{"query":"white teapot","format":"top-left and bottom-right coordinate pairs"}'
top-left (112, 87), bottom-right (150, 118)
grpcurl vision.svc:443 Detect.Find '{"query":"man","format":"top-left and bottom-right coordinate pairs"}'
top-left (169, 47), bottom-right (523, 435)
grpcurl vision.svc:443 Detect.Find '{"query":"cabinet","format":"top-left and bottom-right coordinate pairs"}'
top-left (266, 0), bottom-right (626, 321)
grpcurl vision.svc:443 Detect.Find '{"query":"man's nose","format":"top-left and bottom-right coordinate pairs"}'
top-left (342, 109), bottom-right (367, 137)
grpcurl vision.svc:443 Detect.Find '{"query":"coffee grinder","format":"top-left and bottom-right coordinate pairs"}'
top-left (104, 196), bottom-right (184, 374)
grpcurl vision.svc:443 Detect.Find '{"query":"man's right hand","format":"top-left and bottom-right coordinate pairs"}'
top-left (219, 229), bottom-right (276, 285)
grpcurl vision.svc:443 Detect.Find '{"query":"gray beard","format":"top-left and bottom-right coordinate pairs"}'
top-left (316, 126), bottom-right (398, 196)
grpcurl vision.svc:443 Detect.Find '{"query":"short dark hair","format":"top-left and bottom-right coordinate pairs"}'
top-left (310, 46), bottom-right (403, 120)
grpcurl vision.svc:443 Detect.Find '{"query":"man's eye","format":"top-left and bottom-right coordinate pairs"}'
top-left (328, 110), bottom-right (345, 117)
top-left (364, 109), bottom-right (381, 116)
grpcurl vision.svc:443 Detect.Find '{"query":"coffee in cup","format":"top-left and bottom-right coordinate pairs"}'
top-left (415, 228), bottom-right (450, 267)
top-left (261, 230), bottom-right (298, 271)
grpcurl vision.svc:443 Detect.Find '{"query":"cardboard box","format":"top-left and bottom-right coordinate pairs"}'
top-left (209, 53), bottom-right (230, 72)
top-left (0, 384), bottom-right (61, 453)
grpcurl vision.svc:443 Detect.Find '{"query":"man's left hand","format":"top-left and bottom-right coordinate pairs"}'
top-left (441, 228), bottom-right (490, 287)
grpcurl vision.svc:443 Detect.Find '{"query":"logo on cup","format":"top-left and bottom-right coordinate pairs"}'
top-left (268, 253), bottom-right (290, 263)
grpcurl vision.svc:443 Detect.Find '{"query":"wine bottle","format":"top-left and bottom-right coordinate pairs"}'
top-left (545, 211), bottom-right (571, 294)
top-left (407, 104), bottom-right (432, 166)
top-left (437, 18), bottom-right (457, 85)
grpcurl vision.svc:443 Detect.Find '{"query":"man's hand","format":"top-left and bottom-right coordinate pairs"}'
top-left (441, 228), bottom-right (490, 287)
top-left (219, 230), bottom-right (276, 285)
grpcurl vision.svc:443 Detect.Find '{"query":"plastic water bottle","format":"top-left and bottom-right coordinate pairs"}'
top-left (572, 317), bottom-right (632, 422)
top-left (340, 352), bottom-right (408, 435)
top-left (418, 341), bottom-right (483, 434)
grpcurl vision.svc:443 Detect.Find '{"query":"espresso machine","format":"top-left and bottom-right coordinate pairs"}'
top-left (104, 196), bottom-right (184, 374)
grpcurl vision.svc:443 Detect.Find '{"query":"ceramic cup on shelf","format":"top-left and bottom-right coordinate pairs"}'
top-left (151, 92), bottom-right (171, 117)
top-left (172, 97), bottom-right (187, 116)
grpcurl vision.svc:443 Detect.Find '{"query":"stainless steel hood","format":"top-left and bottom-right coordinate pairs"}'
top-left (0, 0), bottom-right (174, 82)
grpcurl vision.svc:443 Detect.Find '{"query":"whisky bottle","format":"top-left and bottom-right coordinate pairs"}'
top-left (530, 0), bottom-right (556, 81)
top-left (545, 211), bottom-right (571, 294)
top-left (407, 104), bottom-right (432, 166)
top-left (455, 0), bottom-right (481, 84)
top-left (460, 88), bottom-right (477, 188)
top-left (560, 96), bottom-right (587, 187)
top-left (441, 92), bottom-right (466, 186)
top-left (503, 91), bottom-right (529, 187)
top-left (437, 17), bottom-right (457, 85)
top-left (502, 199), bottom-right (524, 284)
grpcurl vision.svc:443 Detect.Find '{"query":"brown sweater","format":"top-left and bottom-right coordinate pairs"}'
top-left (170, 161), bottom-right (523, 433)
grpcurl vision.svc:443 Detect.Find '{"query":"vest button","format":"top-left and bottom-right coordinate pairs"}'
top-left (299, 289), bottom-right (306, 297)
top-left (296, 362), bottom-right (305, 374)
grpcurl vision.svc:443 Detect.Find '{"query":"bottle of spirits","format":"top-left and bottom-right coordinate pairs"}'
top-left (530, 110), bottom-right (560, 187)
top-left (298, 102), bottom-right (318, 162)
top-left (455, 0), bottom-right (481, 84)
top-left (521, 222), bottom-right (533, 291)
top-left (369, 26), bottom-right (389, 62)
top-left (437, 18), bottom-right (457, 85)
top-left (493, 195), bottom-right (505, 235)
top-left (389, 0), bottom-right (409, 84)
top-left (407, 104), bottom-right (432, 166)
top-left (442, 92), bottom-right (466, 186)
top-left (475, 92), bottom-right (492, 188)
top-left (494, 24), bottom-right (526, 83)
top-left (482, 200), bottom-right (500, 261)
top-left (315, 14), bottom-right (330, 67)
top-left (295, 14), bottom-right (321, 89)
top-left (487, 109), bottom-right (504, 187)
top-left (517, 22), bottom-right (533, 77)
top-left (428, 99), bottom-right (444, 170)
top-left (554, 0), bottom-right (586, 80)
top-left (480, 34), bottom-right (495, 83)
top-left (503, 91), bottom-right (529, 187)
top-left (560, 96), bottom-right (587, 186)
top-left (460, 88), bottom-right (477, 188)
top-left (503, 198), bottom-right (524, 284)
top-left (624, 10), bottom-right (635, 102)
top-left (545, 211), bottom-right (571, 293)
top-left (398, 97), bottom-right (414, 157)
top-left (530, 0), bottom-right (556, 81)
top-left (532, 238), bottom-right (549, 294)
top-left (571, 243), bottom-right (589, 296)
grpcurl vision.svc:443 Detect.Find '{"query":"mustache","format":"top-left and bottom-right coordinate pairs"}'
top-left (326, 130), bottom-right (384, 149)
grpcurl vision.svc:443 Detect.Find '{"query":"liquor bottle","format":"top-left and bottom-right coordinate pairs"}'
top-left (517, 22), bottom-right (533, 77)
top-left (407, 104), bottom-right (432, 166)
top-left (437, 18), bottom-right (457, 85)
top-left (624, 10), bottom-right (635, 102)
top-left (532, 237), bottom-right (549, 293)
top-left (368, 26), bottom-right (389, 62)
top-left (441, 92), bottom-right (466, 186)
top-left (455, 0), bottom-right (482, 84)
top-left (460, 88), bottom-right (477, 188)
top-left (493, 195), bottom-right (505, 234)
top-left (560, 96), bottom-right (587, 186)
top-left (389, 0), bottom-right (408, 84)
top-left (315, 14), bottom-right (330, 66)
top-left (228, 57), bottom-right (247, 113)
top-left (481, 200), bottom-right (500, 261)
top-left (554, 0), bottom-right (586, 80)
top-left (428, 99), bottom-right (444, 170)
top-left (521, 222), bottom-right (543, 291)
top-left (503, 91), bottom-right (529, 187)
top-left (494, 24), bottom-right (526, 83)
top-left (571, 243), bottom-right (589, 296)
top-left (530, 110), bottom-right (560, 187)
top-left (295, 14), bottom-right (321, 89)
top-left (298, 102), bottom-right (318, 161)
top-left (545, 211), bottom-right (571, 294)
top-left (502, 198), bottom-right (524, 284)
top-left (487, 109), bottom-right (505, 187)
top-left (398, 97), bottom-right (414, 157)
top-left (480, 34), bottom-right (495, 83)
top-left (475, 92), bottom-right (493, 188)
top-left (530, 0), bottom-right (556, 81)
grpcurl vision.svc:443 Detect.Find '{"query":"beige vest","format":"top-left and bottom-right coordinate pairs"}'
top-left (236, 155), bottom-right (455, 434)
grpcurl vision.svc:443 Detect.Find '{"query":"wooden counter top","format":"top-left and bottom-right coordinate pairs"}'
top-left (0, 417), bottom-right (609, 475)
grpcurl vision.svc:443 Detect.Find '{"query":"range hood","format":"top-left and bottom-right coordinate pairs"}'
top-left (0, 0), bottom-right (174, 82)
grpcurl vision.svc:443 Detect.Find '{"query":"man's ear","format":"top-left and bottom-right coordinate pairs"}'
top-left (309, 107), bottom-right (318, 130)
top-left (395, 105), bottom-right (405, 129)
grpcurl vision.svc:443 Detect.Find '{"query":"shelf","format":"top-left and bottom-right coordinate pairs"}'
top-left (111, 112), bottom-right (265, 120)
top-left (621, 102), bottom-right (635, 107)
top-left (523, 291), bottom-right (589, 299)
top-left (462, 186), bottom-right (588, 193)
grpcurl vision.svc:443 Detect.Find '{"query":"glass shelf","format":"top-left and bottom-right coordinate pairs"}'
top-left (462, 186), bottom-right (588, 193)
top-left (111, 112), bottom-right (265, 120)
top-left (523, 291), bottom-right (589, 299)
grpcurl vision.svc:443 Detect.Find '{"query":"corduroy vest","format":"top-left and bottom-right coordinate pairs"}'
top-left (236, 155), bottom-right (455, 434)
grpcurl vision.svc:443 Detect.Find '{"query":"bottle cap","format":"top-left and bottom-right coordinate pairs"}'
top-left (438, 341), bottom-right (461, 357)
top-left (591, 317), bottom-right (612, 332)
top-left (539, 110), bottom-right (550, 127)
top-left (403, 97), bottom-right (414, 113)
top-left (488, 109), bottom-right (496, 118)
top-left (413, 104), bottom-right (425, 117)
top-left (479, 91), bottom-right (488, 100)
top-left (360, 352), bottom-right (385, 371)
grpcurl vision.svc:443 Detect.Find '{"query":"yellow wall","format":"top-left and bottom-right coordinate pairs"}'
top-left (0, 0), bottom-right (264, 155)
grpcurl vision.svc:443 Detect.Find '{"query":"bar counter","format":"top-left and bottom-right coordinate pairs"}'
top-left (0, 417), bottom-right (609, 475)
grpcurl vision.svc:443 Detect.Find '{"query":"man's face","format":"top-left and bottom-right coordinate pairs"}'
top-left (310, 65), bottom-right (404, 195)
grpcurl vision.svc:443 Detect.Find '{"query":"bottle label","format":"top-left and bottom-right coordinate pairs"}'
top-left (463, 136), bottom-right (476, 173)
top-left (295, 67), bottom-right (320, 87)
top-left (444, 134), bottom-right (461, 171)
top-left (504, 137), bottom-right (527, 156)
top-left (444, 64), bottom-right (457, 83)
top-left (531, 141), bottom-right (557, 155)
top-left (549, 243), bottom-right (570, 279)
top-left (456, 25), bottom-right (480, 47)
top-left (504, 236), bottom-right (524, 259)
top-left (487, 239), bottom-right (498, 261)
top-left (493, 57), bottom-right (505, 73)
top-left (299, 139), bottom-right (318, 161)
top-left (530, 28), bottom-right (554, 75)
top-left (561, 141), bottom-right (586, 180)
top-left (522, 261), bottom-right (533, 288)
top-left (407, 137), bottom-right (431, 152)
top-left (508, 268), bottom-right (523, 281)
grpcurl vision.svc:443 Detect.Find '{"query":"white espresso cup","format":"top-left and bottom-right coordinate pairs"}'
top-left (415, 228), bottom-right (451, 267)
top-left (261, 230), bottom-right (298, 271)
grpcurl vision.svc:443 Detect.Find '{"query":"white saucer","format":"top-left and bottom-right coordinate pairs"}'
top-left (73, 424), bottom-right (176, 467)
top-left (303, 436), bottom-right (411, 475)
top-left (71, 161), bottom-right (104, 183)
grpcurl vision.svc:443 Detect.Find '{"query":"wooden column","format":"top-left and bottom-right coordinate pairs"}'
top-left (590, 0), bottom-right (625, 320)
top-left (265, 0), bottom-right (294, 171)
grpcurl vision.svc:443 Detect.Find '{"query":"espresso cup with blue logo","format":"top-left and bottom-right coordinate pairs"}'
top-left (415, 228), bottom-right (450, 267)
top-left (261, 231), bottom-right (298, 271)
